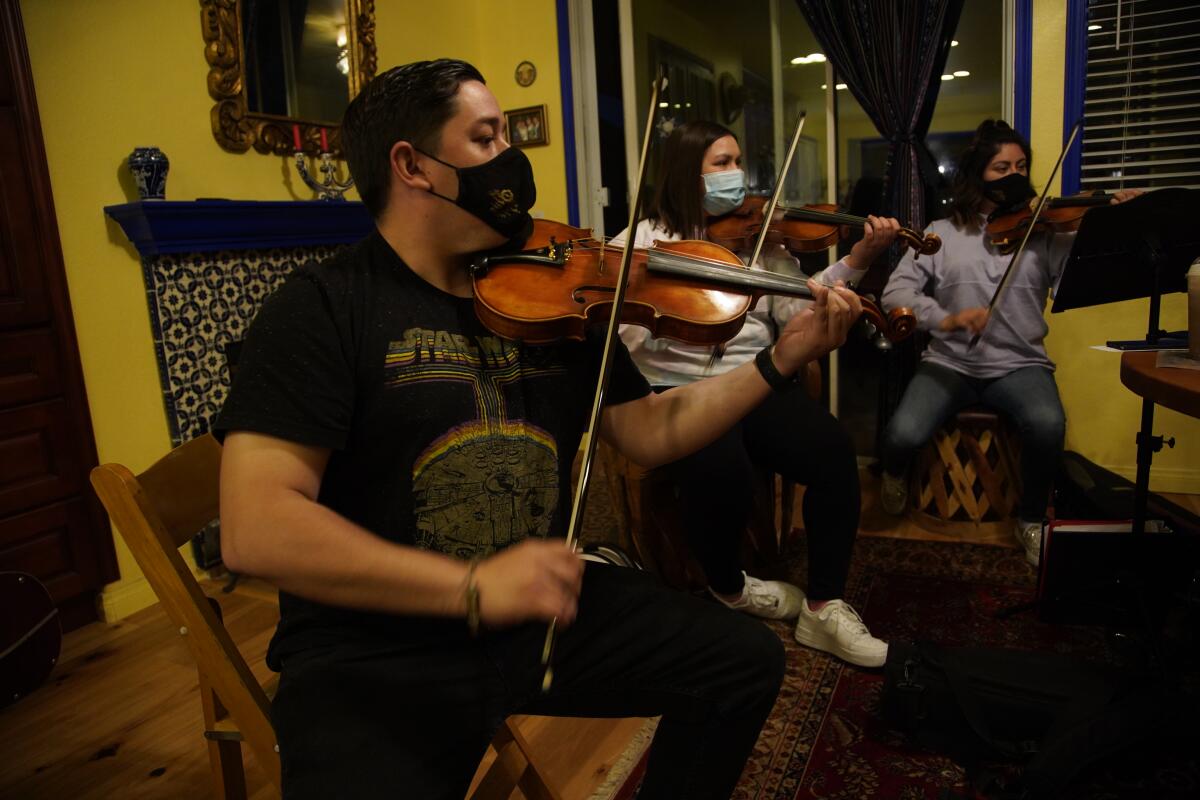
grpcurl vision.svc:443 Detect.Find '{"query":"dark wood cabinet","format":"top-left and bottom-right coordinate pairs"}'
top-left (0, 0), bottom-right (117, 631)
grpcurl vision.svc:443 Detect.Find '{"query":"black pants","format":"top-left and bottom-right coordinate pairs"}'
top-left (272, 563), bottom-right (785, 799)
top-left (657, 383), bottom-right (860, 599)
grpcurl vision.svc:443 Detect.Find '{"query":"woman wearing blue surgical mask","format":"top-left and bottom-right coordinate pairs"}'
top-left (610, 120), bottom-right (901, 668)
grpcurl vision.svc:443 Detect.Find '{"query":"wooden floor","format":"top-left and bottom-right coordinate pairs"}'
top-left (2, 473), bottom-right (1195, 800)
top-left (0, 576), bottom-right (651, 800)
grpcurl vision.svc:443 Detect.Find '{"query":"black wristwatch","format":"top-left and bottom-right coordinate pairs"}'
top-left (755, 345), bottom-right (796, 391)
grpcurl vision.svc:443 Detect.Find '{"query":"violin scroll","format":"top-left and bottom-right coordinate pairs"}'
top-left (856, 298), bottom-right (916, 349)
top-left (898, 229), bottom-right (941, 256)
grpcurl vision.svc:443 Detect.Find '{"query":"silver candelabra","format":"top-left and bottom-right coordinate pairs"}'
top-left (293, 150), bottom-right (354, 201)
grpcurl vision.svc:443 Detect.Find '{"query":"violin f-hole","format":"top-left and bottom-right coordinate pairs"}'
top-left (571, 284), bottom-right (616, 304)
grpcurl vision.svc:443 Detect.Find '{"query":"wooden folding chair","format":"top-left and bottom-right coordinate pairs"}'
top-left (91, 434), bottom-right (566, 800)
top-left (91, 434), bottom-right (280, 798)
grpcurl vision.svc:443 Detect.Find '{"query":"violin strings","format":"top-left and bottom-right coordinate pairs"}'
top-left (570, 238), bottom-right (827, 279)
top-left (780, 207), bottom-right (868, 226)
top-left (564, 238), bottom-right (840, 292)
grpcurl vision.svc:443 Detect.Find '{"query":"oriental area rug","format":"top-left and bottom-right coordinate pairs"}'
top-left (728, 535), bottom-right (1200, 800)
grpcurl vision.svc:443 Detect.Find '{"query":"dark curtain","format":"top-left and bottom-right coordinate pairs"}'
top-left (793, 0), bottom-right (964, 233)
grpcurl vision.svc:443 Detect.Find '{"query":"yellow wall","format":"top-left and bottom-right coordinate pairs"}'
top-left (21, 0), bottom-right (1195, 622)
top-left (1030, 0), bottom-right (1198, 492)
top-left (376, 0), bottom-right (568, 222)
top-left (20, 0), bottom-right (568, 619)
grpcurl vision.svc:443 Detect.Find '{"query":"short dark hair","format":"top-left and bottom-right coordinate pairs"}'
top-left (948, 119), bottom-right (1032, 229)
top-left (646, 120), bottom-right (737, 238)
top-left (342, 59), bottom-right (486, 217)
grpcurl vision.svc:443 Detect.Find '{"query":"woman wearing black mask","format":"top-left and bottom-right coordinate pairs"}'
top-left (877, 120), bottom-right (1141, 566)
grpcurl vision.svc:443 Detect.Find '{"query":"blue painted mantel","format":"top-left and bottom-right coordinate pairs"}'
top-left (105, 199), bottom-right (373, 446)
top-left (104, 199), bottom-right (373, 567)
top-left (104, 198), bottom-right (373, 257)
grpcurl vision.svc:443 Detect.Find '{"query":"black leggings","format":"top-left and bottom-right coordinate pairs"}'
top-left (271, 564), bottom-right (784, 800)
top-left (657, 382), bottom-right (860, 599)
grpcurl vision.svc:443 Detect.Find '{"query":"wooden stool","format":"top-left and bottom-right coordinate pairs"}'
top-left (598, 363), bottom-right (820, 591)
top-left (911, 407), bottom-right (1022, 537)
top-left (599, 443), bottom-right (795, 591)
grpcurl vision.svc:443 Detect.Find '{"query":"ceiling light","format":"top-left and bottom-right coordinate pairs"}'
top-left (941, 74), bottom-right (954, 81)
top-left (951, 40), bottom-right (959, 46)
top-left (659, 102), bottom-right (668, 108)
top-left (791, 56), bottom-right (807, 65)
top-left (807, 53), bottom-right (826, 63)
top-left (835, 83), bottom-right (847, 90)
top-left (1088, 23), bottom-right (1102, 31)
top-left (937, 165), bottom-right (946, 174)
top-left (821, 83), bottom-right (828, 90)
top-left (953, 70), bottom-right (970, 77)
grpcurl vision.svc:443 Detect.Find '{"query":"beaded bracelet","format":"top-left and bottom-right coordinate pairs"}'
top-left (464, 557), bottom-right (481, 637)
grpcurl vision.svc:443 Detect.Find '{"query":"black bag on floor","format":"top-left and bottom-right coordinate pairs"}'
top-left (881, 641), bottom-right (1185, 799)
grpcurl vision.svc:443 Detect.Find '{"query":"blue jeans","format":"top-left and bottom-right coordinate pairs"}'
top-left (881, 362), bottom-right (1066, 521)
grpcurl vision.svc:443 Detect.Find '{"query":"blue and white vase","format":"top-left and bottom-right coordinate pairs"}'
top-left (128, 146), bottom-right (169, 200)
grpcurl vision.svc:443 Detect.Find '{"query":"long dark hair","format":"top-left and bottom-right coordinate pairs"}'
top-left (644, 120), bottom-right (737, 238)
top-left (948, 119), bottom-right (1032, 230)
top-left (342, 59), bottom-right (486, 218)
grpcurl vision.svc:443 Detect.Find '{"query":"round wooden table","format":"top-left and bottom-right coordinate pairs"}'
top-left (1119, 350), bottom-right (1200, 418)
top-left (1118, 350), bottom-right (1200, 532)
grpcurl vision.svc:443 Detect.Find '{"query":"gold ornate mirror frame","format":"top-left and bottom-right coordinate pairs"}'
top-left (201, 0), bottom-right (377, 156)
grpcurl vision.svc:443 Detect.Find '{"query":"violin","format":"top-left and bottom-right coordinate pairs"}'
top-left (986, 192), bottom-right (1115, 253)
top-left (707, 195), bottom-right (941, 257)
top-left (472, 219), bottom-right (916, 347)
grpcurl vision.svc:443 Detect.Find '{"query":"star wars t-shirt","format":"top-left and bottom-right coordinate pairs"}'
top-left (214, 231), bottom-right (649, 661)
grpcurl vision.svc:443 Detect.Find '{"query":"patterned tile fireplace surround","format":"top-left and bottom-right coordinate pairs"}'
top-left (106, 200), bottom-right (373, 448)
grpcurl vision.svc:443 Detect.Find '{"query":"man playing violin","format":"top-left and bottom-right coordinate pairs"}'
top-left (214, 59), bottom-right (864, 799)
top-left (612, 120), bottom-right (902, 668)
top-left (879, 119), bottom-right (1142, 565)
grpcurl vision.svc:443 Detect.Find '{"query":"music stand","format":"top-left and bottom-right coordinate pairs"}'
top-left (1052, 188), bottom-right (1200, 534)
top-left (1053, 187), bottom-right (1200, 347)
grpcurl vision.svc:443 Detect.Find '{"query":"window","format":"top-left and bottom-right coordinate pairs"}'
top-left (1074, 0), bottom-right (1200, 192)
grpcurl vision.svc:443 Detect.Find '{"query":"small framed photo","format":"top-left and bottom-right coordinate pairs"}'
top-left (505, 105), bottom-right (549, 148)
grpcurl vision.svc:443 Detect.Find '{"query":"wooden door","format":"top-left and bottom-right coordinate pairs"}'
top-left (0, 0), bottom-right (117, 631)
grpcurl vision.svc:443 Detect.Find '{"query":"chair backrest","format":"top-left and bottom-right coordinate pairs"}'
top-left (89, 434), bottom-right (281, 789)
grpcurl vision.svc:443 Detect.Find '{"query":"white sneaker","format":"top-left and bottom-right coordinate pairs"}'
top-left (713, 572), bottom-right (804, 620)
top-left (880, 471), bottom-right (908, 516)
top-left (1015, 520), bottom-right (1043, 567)
top-left (794, 599), bottom-right (888, 667)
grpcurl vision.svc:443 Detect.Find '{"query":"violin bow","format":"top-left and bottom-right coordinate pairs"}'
top-left (539, 70), bottom-right (667, 693)
top-left (748, 111), bottom-right (807, 273)
top-left (968, 119), bottom-right (1082, 349)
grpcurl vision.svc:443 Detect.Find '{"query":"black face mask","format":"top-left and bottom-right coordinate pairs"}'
top-left (419, 146), bottom-right (537, 240)
top-left (983, 172), bottom-right (1035, 212)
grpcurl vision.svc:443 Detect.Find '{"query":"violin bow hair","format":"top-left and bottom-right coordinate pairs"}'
top-left (539, 68), bottom-right (667, 693)
top-left (748, 110), bottom-right (807, 272)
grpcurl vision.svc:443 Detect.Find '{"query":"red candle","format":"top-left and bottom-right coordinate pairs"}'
top-left (292, 124), bottom-right (303, 151)
top-left (319, 127), bottom-right (329, 153)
